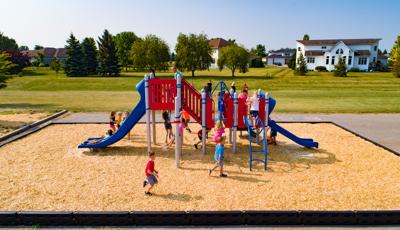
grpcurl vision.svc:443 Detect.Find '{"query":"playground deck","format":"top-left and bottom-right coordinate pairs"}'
top-left (1, 123), bottom-right (400, 211)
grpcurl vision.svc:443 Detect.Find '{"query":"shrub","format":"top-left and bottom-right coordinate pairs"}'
top-left (315, 66), bottom-right (327, 72)
top-left (348, 67), bottom-right (360, 72)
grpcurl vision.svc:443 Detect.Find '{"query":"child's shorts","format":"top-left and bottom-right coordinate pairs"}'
top-left (214, 159), bottom-right (224, 167)
top-left (164, 122), bottom-right (172, 130)
top-left (109, 124), bottom-right (115, 129)
top-left (250, 110), bottom-right (259, 118)
top-left (146, 175), bottom-right (158, 186)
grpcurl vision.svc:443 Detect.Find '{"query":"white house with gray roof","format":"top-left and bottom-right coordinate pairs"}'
top-left (296, 38), bottom-right (381, 71)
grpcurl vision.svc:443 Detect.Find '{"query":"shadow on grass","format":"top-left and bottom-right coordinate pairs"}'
top-left (21, 69), bottom-right (47, 76)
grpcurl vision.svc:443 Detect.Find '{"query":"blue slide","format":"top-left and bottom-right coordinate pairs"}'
top-left (269, 120), bottom-right (318, 148)
top-left (78, 80), bottom-right (146, 148)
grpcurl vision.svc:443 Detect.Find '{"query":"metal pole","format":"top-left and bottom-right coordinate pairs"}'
top-left (229, 128), bottom-right (232, 144)
top-left (265, 92), bottom-right (269, 128)
top-left (233, 92), bottom-right (238, 154)
top-left (144, 75), bottom-right (151, 152)
top-left (201, 92), bottom-right (207, 155)
top-left (264, 92), bottom-right (269, 171)
top-left (174, 72), bottom-right (182, 168)
top-left (152, 110), bottom-right (156, 144)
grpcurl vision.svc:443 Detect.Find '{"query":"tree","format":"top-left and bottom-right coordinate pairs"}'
top-left (131, 35), bottom-right (170, 71)
top-left (389, 35), bottom-right (400, 78)
top-left (217, 45), bottom-right (250, 77)
top-left (303, 34), bottom-right (310, 40)
top-left (64, 33), bottom-right (85, 77)
top-left (0, 52), bottom-right (16, 89)
top-left (170, 52), bottom-right (175, 62)
top-left (254, 44), bottom-right (267, 57)
top-left (18, 46), bottom-right (29, 51)
top-left (294, 52), bottom-right (307, 75)
top-left (0, 32), bottom-right (18, 51)
top-left (227, 38), bottom-right (236, 45)
top-left (114, 31), bottom-right (138, 71)
top-left (34, 45), bottom-right (43, 50)
top-left (383, 49), bottom-right (388, 55)
top-left (288, 51), bottom-right (297, 70)
top-left (8, 50), bottom-right (30, 74)
top-left (50, 57), bottom-right (61, 73)
top-left (333, 56), bottom-right (347, 77)
top-left (175, 33), bottom-right (212, 77)
top-left (81, 37), bottom-right (98, 75)
top-left (97, 29), bottom-right (120, 76)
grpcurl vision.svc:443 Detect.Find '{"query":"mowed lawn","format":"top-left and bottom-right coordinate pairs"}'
top-left (1, 67), bottom-right (399, 113)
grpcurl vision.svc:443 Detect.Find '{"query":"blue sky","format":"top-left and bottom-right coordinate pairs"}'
top-left (0, 0), bottom-right (399, 51)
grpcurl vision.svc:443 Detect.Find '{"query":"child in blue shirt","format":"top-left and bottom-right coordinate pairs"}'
top-left (208, 136), bottom-right (227, 177)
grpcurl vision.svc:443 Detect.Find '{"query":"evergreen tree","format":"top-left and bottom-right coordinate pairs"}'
top-left (114, 32), bottom-right (138, 71)
top-left (34, 45), bottom-right (44, 50)
top-left (50, 57), bottom-right (61, 74)
top-left (294, 52), bottom-right (307, 76)
top-left (389, 35), bottom-right (400, 78)
top-left (64, 33), bottom-right (85, 77)
top-left (0, 52), bottom-right (15, 89)
top-left (288, 51), bottom-right (297, 70)
top-left (303, 34), bottom-right (310, 40)
top-left (333, 56), bottom-right (347, 77)
top-left (97, 29), bottom-right (120, 76)
top-left (254, 44), bottom-right (267, 57)
top-left (0, 32), bottom-right (18, 51)
top-left (175, 33), bottom-right (212, 77)
top-left (81, 37), bottom-right (98, 75)
top-left (217, 45), bottom-right (249, 77)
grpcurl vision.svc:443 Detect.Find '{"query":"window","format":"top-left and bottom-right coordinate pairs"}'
top-left (326, 56), bottom-right (330, 65)
top-left (336, 48), bottom-right (344, 54)
top-left (343, 56), bottom-right (346, 64)
top-left (322, 46), bottom-right (327, 49)
top-left (307, 57), bottom-right (315, 63)
top-left (373, 57), bottom-right (376, 62)
top-left (374, 46), bottom-right (377, 51)
top-left (331, 56), bottom-right (335, 65)
top-left (298, 47), bottom-right (301, 51)
top-left (358, 57), bottom-right (368, 65)
top-left (348, 56), bottom-right (352, 65)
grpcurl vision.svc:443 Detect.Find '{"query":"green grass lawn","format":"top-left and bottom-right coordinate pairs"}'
top-left (1, 67), bottom-right (399, 113)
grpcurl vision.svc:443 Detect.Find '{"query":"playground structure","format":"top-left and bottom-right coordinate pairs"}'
top-left (78, 72), bottom-right (318, 170)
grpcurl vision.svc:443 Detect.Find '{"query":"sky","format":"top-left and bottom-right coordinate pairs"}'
top-left (0, 0), bottom-right (399, 51)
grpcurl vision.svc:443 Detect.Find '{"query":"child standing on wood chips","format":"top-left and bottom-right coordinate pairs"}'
top-left (209, 136), bottom-right (227, 177)
top-left (143, 151), bottom-right (159, 196)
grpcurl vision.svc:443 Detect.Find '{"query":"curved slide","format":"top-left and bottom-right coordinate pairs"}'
top-left (78, 80), bottom-right (146, 148)
top-left (269, 120), bottom-right (319, 148)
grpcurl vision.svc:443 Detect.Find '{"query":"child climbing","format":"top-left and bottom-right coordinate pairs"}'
top-left (194, 128), bottom-right (210, 150)
top-left (247, 90), bottom-right (260, 127)
top-left (116, 112), bottom-right (123, 129)
top-left (208, 136), bottom-right (227, 177)
top-left (109, 111), bottom-right (116, 132)
top-left (162, 111), bottom-right (173, 144)
top-left (213, 120), bottom-right (225, 143)
top-left (180, 109), bottom-right (192, 133)
top-left (143, 151), bottom-right (159, 196)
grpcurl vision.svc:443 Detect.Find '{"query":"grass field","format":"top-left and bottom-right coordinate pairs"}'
top-left (0, 67), bottom-right (399, 113)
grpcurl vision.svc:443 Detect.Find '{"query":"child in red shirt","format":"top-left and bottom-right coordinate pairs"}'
top-left (143, 151), bottom-right (159, 196)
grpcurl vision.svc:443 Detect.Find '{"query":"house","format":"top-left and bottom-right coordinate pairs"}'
top-left (209, 38), bottom-right (230, 68)
top-left (264, 48), bottom-right (295, 66)
top-left (22, 47), bottom-right (66, 65)
top-left (296, 38), bottom-right (381, 71)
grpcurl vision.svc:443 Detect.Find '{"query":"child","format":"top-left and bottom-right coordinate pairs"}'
top-left (162, 111), bottom-right (173, 144)
top-left (180, 109), bottom-right (192, 133)
top-left (122, 111), bottom-right (130, 139)
top-left (213, 120), bottom-right (225, 143)
top-left (247, 90), bottom-right (260, 127)
top-left (209, 136), bottom-right (227, 177)
top-left (116, 112), bottom-right (123, 129)
top-left (229, 82), bottom-right (236, 96)
top-left (87, 129), bottom-right (113, 144)
top-left (109, 111), bottom-right (116, 132)
top-left (194, 128), bottom-right (210, 150)
top-left (268, 128), bottom-right (277, 145)
top-left (143, 151), bottom-right (159, 196)
top-left (218, 91), bottom-right (225, 121)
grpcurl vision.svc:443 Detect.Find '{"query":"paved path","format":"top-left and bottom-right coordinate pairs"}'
top-left (54, 113), bottom-right (400, 154)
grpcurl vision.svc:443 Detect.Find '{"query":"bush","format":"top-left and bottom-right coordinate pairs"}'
top-left (348, 67), bottom-right (360, 72)
top-left (315, 66), bottom-right (327, 72)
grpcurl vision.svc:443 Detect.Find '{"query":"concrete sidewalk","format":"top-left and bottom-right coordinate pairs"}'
top-left (54, 113), bottom-right (400, 154)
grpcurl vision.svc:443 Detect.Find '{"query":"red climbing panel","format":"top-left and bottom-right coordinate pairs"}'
top-left (223, 94), bottom-right (234, 128)
top-left (148, 79), bottom-right (177, 111)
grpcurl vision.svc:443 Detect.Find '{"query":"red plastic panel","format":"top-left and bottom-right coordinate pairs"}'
top-left (148, 79), bottom-right (177, 111)
top-left (237, 97), bottom-right (247, 129)
top-left (223, 94), bottom-right (233, 128)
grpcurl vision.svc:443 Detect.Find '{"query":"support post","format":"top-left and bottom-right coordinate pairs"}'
top-left (264, 92), bottom-right (269, 171)
top-left (201, 92), bottom-right (207, 155)
top-left (144, 75), bottom-right (151, 152)
top-left (174, 73), bottom-right (182, 168)
top-left (152, 110), bottom-right (156, 144)
top-left (265, 92), bottom-right (269, 128)
top-left (233, 92), bottom-right (238, 153)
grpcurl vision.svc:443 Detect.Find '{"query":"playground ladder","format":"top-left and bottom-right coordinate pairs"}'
top-left (244, 116), bottom-right (267, 171)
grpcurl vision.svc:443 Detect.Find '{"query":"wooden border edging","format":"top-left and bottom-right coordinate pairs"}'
top-left (0, 110), bottom-right (68, 143)
top-left (1, 210), bottom-right (400, 226)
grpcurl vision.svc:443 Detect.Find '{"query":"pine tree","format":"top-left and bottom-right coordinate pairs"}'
top-left (49, 57), bottom-right (61, 74)
top-left (389, 35), bottom-right (400, 78)
top-left (0, 52), bottom-right (16, 89)
top-left (81, 37), bottom-right (98, 75)
top-left (334, 56), bottom-right (347, 77)
top-left (288, 51), bottom-right (296, 70)
top-left (97, 29), bottom-right (120, 76)
top-left (64, 33), bottom-right (85, 77)
top-left (294, 52), bottom-right (307, 76)
top-left (303, 34), bottom-right (310, 40)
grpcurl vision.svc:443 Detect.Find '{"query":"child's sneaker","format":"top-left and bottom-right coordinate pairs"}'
top-left (145, 191), bottom-right (153, 196)
top-left (208, 169), bottom-right (212, 175)
top-left (194, 144), bottom-right (198, 149)
top-left (143, 180), bottom-right (148, 188)
top-left (220, 173), bottom-right (228, 177)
